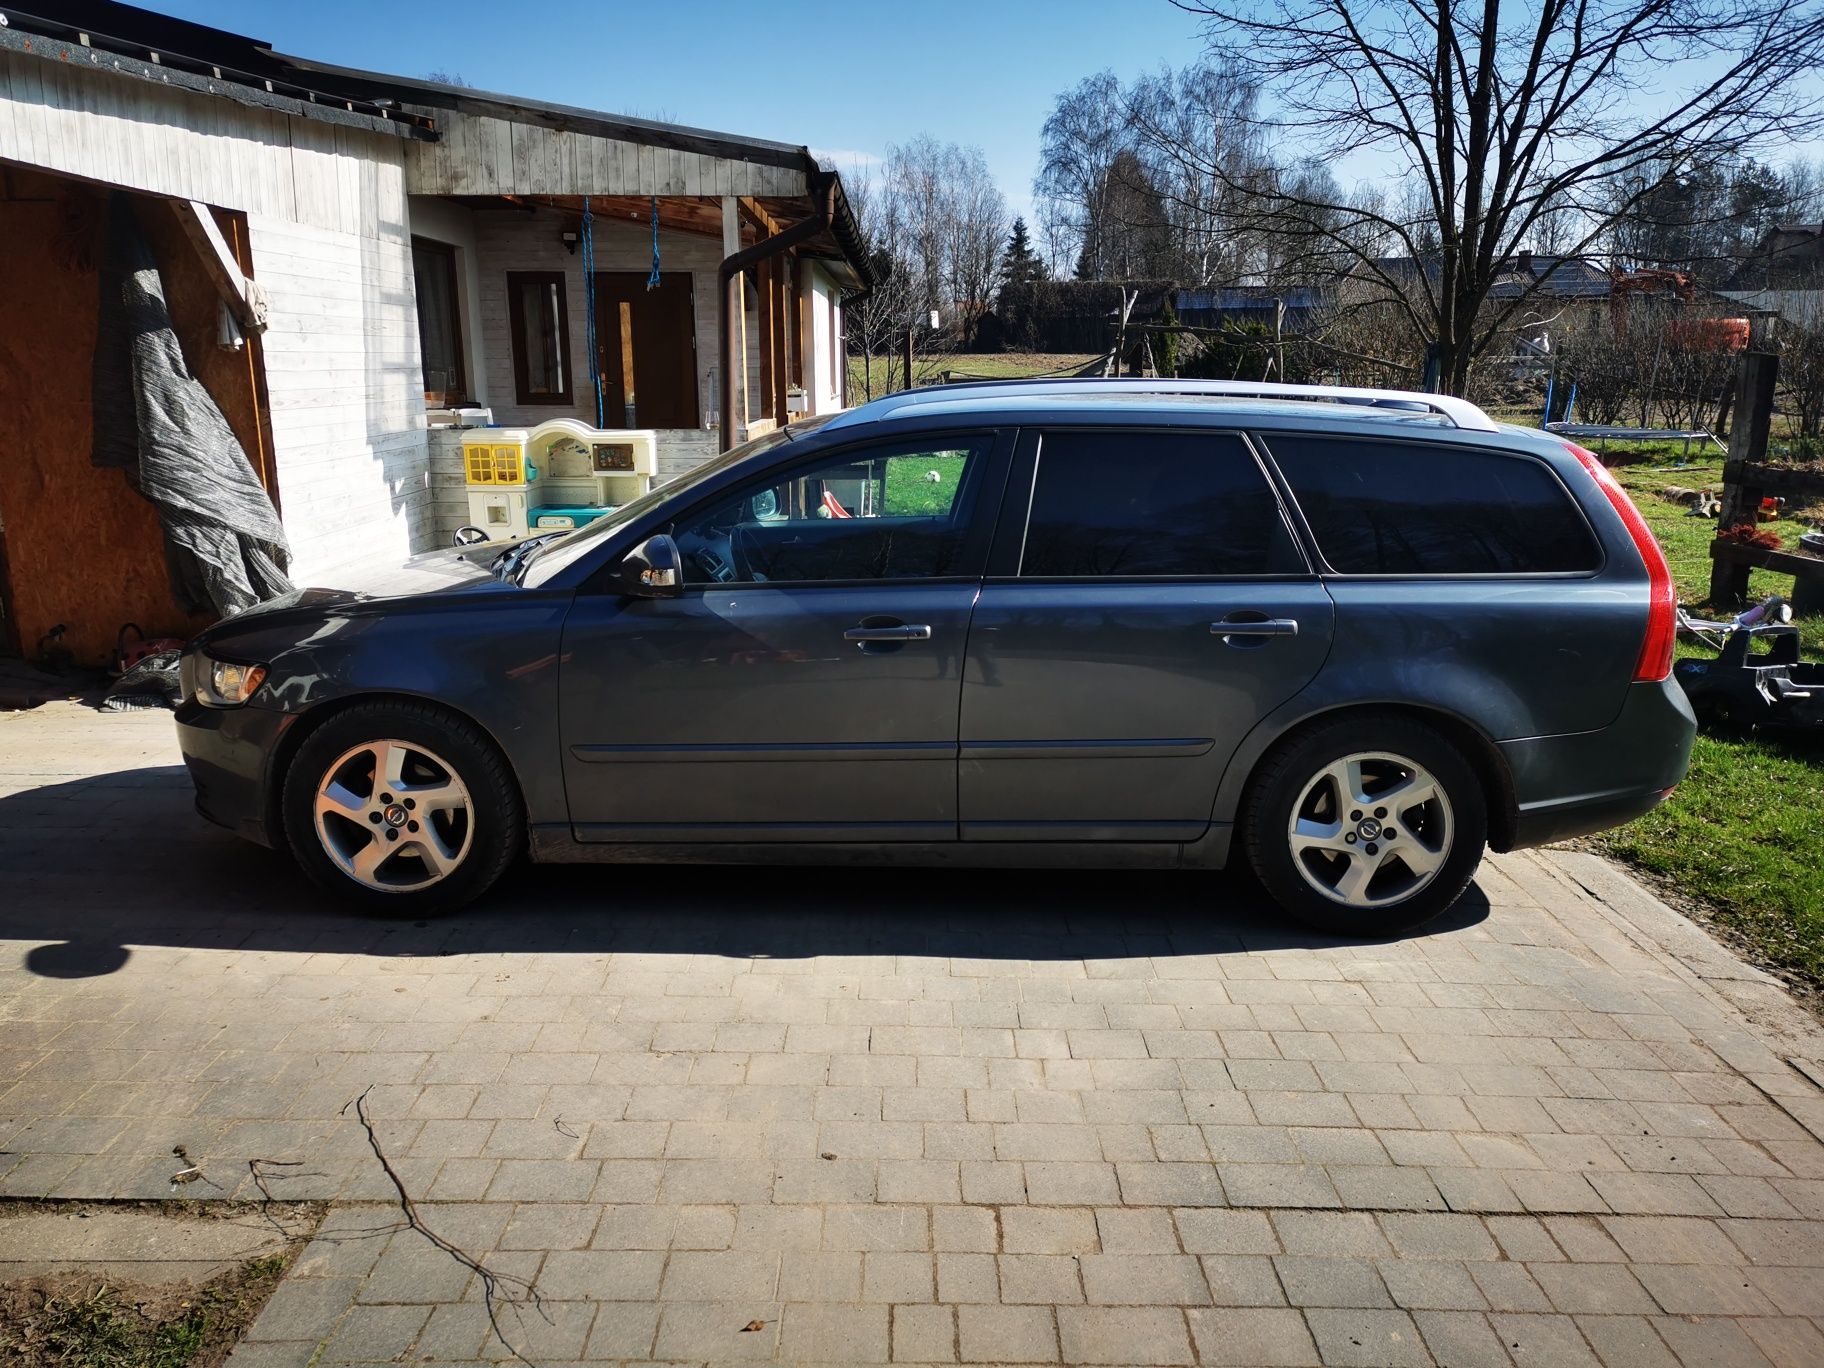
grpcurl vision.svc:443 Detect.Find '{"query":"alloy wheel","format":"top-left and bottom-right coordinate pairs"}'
top-left (1285, 750), bottom-right (1454, 909)
top-left (312, 739), bottom-right (474, 892)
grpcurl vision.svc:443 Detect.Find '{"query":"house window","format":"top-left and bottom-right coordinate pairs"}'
top-left (412, 237), bottom-right (467, 406)
top-left (508, 271), bottom-right (572, 405)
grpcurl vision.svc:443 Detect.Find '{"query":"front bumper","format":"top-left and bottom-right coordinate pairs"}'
top-left (173, 699), bottom-right (295, 848)
top-left (1500, 676), bottom-right (1697, 849)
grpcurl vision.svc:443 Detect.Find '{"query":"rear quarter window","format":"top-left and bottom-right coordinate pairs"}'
top-left (1263, 435), bottom-right (1600, 575)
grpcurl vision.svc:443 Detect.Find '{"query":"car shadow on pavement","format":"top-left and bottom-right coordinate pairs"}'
top-left (0, 767), bottom-right (1490, 979)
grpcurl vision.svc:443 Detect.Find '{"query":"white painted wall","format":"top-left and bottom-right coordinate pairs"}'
top-left (250, 213), bottom-right (432, 582)
top-left (805, 263), bottom-right (847, 415)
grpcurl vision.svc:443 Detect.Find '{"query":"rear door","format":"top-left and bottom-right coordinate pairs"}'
top-left (1256, 432), bottom-right (1625, 738)
top-left (958, 427), bottom-right (1335, 841)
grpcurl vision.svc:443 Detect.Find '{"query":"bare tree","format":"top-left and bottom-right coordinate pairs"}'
top-left (1783, 322), bottom-right (1824, 443)
top-left (844, 140), bottom-right (1008, 389)
top-left (1036, 72), bottom-right (1129, 278)
top-left (842, 165), bottom-right (919, 398)
top-left (1170, 0), bottom-right (1824, 394)
top-left (1127, 62), bottom-right (1276, 285)
top-left (938, 146), bottom-right (1009, 346)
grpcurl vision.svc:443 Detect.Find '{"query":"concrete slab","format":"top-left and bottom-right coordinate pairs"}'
top-left (0, 1203), bottom-right (315, 1281)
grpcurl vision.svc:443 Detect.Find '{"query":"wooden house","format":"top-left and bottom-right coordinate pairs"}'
top-left (0, 0), bottom-right (871, 665)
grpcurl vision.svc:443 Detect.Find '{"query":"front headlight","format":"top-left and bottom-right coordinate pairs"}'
top-left (196, 656), bottom-right (269, 707)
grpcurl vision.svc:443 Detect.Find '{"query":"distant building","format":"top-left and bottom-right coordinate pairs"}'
top-left (1723, 225), bottom-right (1824, 332)
top-left (1727, 224), bottom-right (1824, 291)
top-left (1172, 286), bottom-right (1330, 334)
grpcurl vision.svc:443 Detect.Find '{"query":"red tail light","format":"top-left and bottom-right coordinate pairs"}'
top-left (1565, 442), bottom-right (1676, 681)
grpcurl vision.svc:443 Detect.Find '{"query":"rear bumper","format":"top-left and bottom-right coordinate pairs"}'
top-left (173, 700), bottom-right (294, 848)
top-left (1499, 676), bottom-right (1696, 850)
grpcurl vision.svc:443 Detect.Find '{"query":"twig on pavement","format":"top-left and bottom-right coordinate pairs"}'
top-left (342, 1084), bottom-right (548, 1365)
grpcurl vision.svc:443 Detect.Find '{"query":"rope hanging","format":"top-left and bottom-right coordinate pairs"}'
top-left (646, 195), bottom-right (662, 290)
top-left (581, 195), bottom-right (604, 426)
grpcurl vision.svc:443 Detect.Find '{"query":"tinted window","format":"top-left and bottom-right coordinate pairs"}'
top-left (1267, 436), bottom-right (1600, 575)
top-left (674, 439), bottom-right (989, 584)
top-left (1020, 431), bottom-right (1302, 577)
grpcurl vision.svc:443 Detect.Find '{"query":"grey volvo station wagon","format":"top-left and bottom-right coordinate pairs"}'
top-left (176, 380), bottom-right (1695, 934)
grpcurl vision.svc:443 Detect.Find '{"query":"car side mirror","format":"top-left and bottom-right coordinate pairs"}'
top-left (618, 533), bottom-right (683, 599)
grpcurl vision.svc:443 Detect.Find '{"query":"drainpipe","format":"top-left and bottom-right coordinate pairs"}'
top-left (719, 170), bottom-right (838, 451)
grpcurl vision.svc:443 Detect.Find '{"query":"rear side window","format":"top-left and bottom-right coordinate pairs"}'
top-left (1265, 436), bottom-right (1600, 575)
top-left (1021, 430), bottom-right (1304, 577)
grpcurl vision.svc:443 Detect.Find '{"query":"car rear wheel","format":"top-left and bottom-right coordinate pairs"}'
top-left (1244, 715), bottom-right (1487, 936)
top-left (282, 701), bottom-right (522, 915)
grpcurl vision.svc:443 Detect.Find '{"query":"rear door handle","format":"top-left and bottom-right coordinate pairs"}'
top-left (1212, 618), bottom-right (1299, 637)
top-left (844, 624), bottom-right (933, 642)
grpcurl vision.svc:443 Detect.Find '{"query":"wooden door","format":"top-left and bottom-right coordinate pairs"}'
top-left (593, 271), bottom-right (698, 429)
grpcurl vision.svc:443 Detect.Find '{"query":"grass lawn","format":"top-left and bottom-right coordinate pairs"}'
top-left (848, 351), bottom-right (1100, 401)
top-left (1583, 445), bottom-right (1824, 992)
top-left (882, 452), bottom-right (969, 517)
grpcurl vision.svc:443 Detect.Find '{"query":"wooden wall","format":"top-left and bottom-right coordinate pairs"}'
top-left (471, 203), bottom-right (728, 433)
top-left (408, 111), bottom-right (807, 201)
top-left (0, 48), bottom-right (416, 238)
top-left (0, 167), bottom-right (267, 666)
top-left (0, 48), bottom-right (433, 587)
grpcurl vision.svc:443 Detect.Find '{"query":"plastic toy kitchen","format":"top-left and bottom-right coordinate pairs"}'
top-left (462, 420), bottom-right (657, 540)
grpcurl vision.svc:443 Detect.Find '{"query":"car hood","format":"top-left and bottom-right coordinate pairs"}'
top-left (222, 543), bottom-right (509, 623)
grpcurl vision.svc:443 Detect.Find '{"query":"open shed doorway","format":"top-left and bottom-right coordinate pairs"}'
top-left (0, 162), bottom-right (276, 672)
top-left (593, 271), bottom-right (698, 430)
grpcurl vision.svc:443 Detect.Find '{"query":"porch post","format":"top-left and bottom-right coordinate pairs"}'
top-left (721, 196), bottom-right (742, 448)
top-left (772, 254), bottom-right (791, 422)
top-left (758, 254), bottom-right (777, 424)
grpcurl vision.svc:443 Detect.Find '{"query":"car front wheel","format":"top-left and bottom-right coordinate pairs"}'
top-left (1244, 715), bottom-right (1487, 936)
top-left (282, 700), bottom-right (522, 915)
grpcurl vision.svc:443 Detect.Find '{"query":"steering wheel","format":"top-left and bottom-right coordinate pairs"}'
top-left (452, 525), bottom-right (489, 547)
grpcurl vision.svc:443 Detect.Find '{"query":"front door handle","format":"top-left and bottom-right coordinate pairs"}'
top-left (844, 624), bottom-right (933, 642)
top-left (1212, 617), bottom-right (1299, 638)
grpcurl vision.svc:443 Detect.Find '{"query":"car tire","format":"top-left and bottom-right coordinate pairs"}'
top-left (281, 700), bottom-right (522, 916)
top-left (1243, 714), bottom-right (1487, 937)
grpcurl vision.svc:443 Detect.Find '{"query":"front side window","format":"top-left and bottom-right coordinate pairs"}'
top-left (508, 271), bottom-right (571, 405)
top-left (1020, 430), bottom-right (1304, 577)
top-left (673, 439), bottom-right (990, 585)
top-left (1264, 435), bottom-right (1601, 575)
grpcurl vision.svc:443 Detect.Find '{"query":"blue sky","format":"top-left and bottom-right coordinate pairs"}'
top-left (135, 0), bottom-right (1213, 226)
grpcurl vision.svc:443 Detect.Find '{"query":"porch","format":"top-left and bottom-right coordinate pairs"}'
top-left (401, 102), bottom-right (871, 542)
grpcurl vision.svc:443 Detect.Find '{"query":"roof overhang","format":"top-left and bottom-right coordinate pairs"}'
top-left (2, 0), bottom-right (875, 291)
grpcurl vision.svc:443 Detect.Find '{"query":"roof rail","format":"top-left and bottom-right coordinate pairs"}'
top-left (859, 378), bottom-right (1500, 434)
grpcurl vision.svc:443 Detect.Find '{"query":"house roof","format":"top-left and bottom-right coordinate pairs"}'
top-left (1488, 256), bottom-right (1613, 300)
top-left (1175, 287), bottom-right (1330, 312)
top-left (1727, 223), bottom-right (1824, 290)
top-left (4, 0), bottom-right (873, 285)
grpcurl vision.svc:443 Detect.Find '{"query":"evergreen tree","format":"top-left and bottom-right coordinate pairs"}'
top-left (1157, 297), bottom-right (1182, 377)
top-left (1000, 217), bottom-right (1047, 291)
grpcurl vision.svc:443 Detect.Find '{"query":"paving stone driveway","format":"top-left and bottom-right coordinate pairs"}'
top-left (3, 702), bottom-right (1824, 1367)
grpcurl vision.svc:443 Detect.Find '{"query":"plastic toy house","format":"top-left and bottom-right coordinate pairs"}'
top-left (461, 420), bottom-right (657, 540)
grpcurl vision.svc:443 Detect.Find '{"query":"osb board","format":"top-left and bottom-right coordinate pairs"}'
top-left (0, 167), bottom-right (266, 667)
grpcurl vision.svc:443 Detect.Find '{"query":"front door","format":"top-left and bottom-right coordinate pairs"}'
top-left (959, 428), bottom-right (1335, 840)
top-left (594, 271), bottom-right (697, 428)
top-left (559, 432), bottom-right (1008, 842)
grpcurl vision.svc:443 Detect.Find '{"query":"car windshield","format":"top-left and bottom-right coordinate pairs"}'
top-left (518, 415), bottom-right (838, 587)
